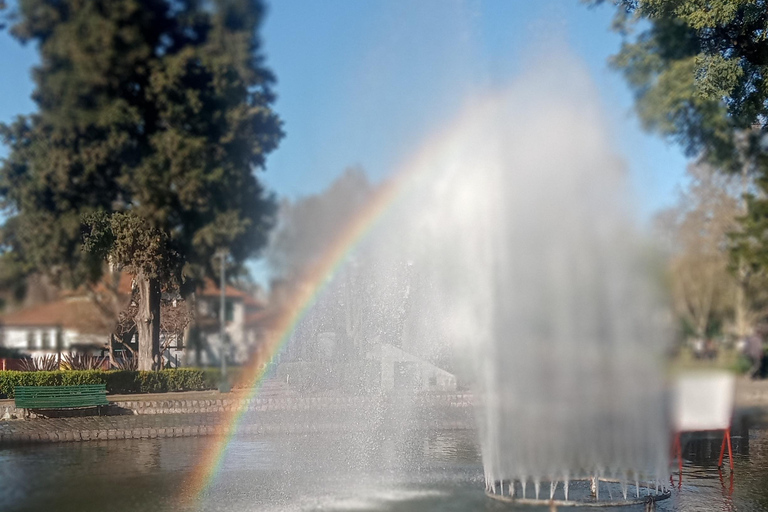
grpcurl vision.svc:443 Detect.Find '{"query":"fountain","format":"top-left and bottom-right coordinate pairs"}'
top-left (330, 60), bottom-right (673, 507)
top-left (271, 59), bottom-right (672, 508)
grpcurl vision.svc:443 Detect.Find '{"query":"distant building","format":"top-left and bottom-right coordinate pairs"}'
top-left (368, 343), bottom-right (457, 392)
top-left (244, 278), bottom-right (458, 391)
top-left (187, 279), bottom-right (265, 365)
top-left (0, 296), bottom-right (114, 358)
top-left (0, 273), bottom-right (266, 366)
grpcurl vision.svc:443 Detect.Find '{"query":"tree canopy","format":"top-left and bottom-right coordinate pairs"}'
top-left (0, 0), bottom-right (283, 368)
top-left (266, 168), bottom-right (374, 280)
top-left (655, 162), bottom-right (743, 338)
top-left (265, 169), bottom-right (415, 360)
top-left (593, 0), bottom-right (768, 334)
top-left (1, 0), bottom-right (282, 284)
top-left (594, 0), bottom-right (767, 171)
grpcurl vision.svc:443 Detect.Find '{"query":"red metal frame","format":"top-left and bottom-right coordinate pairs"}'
top-left (672, 427), bottom-right (733, 488)
top-left (717, 427), bottom-right (734, 471)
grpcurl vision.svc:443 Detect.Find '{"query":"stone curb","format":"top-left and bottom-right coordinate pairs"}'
top-left (0, 393), bottom-right (477, 446)
top-left (0, 419), bottom-right (475, 446)
top-left (112, 394), bottom-right (475, 415)
top-left (1, 393), bottom-right (475, 419)
top-left (0, 424), bottom-right (225, 446)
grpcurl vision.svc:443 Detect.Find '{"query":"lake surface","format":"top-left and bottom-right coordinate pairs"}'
top-left (1, 424), bottom-right (768, 512)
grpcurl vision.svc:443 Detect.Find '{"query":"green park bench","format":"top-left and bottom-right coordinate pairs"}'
top-left (14, 385), bottom-right (109, 417)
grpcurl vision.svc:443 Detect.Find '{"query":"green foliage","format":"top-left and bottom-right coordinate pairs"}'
top-left (592, 0), bottom-right (768, 316)
top-left (82, 211), bottom-right (181, 282)
top-left (0, 0), bottom-right (282, 291)
top-left (734, 354), bottom-right (754, 374)
top-left (731, 179), bottom-right (768, 271)
top-left (592, 0), bottom-right (768, 171)
top-left (0, 368), bottom-right (233, 398)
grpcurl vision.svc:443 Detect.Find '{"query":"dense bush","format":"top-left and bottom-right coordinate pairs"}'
top-left (0, 368), bottom-right (236, 398)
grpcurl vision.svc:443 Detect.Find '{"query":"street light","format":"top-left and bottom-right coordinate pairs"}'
top-left (216, 249), bottom-right (231, 393)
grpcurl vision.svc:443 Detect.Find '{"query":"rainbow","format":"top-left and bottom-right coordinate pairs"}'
top-left (179, 115), bottom-right (464, 505)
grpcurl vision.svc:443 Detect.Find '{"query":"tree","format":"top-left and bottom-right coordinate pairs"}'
top-left (592, 0), bottom-right (768, 330)
top-left (656, 161), bottom-right (768, 339)
top-left (266, 168), bottom-right (374, 280)
top-left (265, 168), bottom-right (415, 361)
top-left (656, 163), bottom-right (741, 338)
top-left (0, 0), bottom-right (282, 370)
top-left (265, 168), bottom-right (375, 359)
top-left (594, 0), bottom-right (768, 171)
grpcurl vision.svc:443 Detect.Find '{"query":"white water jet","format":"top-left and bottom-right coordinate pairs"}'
top-left (370, 57), bottom-right (671, 497)
top-left (290, 55), bottom-right (670, 502)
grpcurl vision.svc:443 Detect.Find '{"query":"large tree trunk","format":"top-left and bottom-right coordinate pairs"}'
top-left (136, 275), bottom-right (161, 371)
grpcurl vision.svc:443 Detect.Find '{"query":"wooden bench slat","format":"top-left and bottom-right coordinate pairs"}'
top-left (14, 385), bottom-right (108, 410)
top-left (19, 393), bottom-right (104, 398)
top-left (16, 394), bottom-right (107, 398)
top-left (16, 396), bottom-right (105, 400)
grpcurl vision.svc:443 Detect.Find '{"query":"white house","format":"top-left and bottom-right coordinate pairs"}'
top-left (188, 279), bottom-right (265, 365)
top-left (0, 296), bottom-right (114, 358)
top-left (0, 274), bottom-right (266, 366)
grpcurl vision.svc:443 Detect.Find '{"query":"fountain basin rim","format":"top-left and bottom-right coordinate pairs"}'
top-left (486, 492), bottom-right (671, 508)
top-left (485, 478), bottom-right (672, 508)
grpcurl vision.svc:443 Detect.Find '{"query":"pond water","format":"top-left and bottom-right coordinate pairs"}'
top-left (1, 424), bottom-right (768, 512)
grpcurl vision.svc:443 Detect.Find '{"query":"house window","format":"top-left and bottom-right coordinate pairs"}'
top-left (26, 331), bottom-right (35, 349)
top-left (41, 331), bottom-right (51, 350)
top-left (225, 301), bottom-right (234, 322)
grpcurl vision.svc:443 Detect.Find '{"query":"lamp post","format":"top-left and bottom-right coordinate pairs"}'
top-left (217, 249), bottom-right (231, 393)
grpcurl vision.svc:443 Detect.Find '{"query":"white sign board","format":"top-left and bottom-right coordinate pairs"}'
top-left (672, 371), bottom-right (735, 432)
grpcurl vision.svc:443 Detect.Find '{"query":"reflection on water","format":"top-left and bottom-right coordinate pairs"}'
top-left (2, 426), bottom-right (768, 511)
top-left (666, 423), bottom-right (768, 512)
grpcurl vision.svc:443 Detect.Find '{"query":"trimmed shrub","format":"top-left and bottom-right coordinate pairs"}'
top-left (0, 368), bottom-right (233, 398)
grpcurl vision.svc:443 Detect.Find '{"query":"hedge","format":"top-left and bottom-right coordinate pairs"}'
top-left (0, 368), bottom-right (239, 398)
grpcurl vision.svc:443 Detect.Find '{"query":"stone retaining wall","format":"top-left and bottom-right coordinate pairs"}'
top-left (0, 392), bottom-right (474, 419)
top-left (0, 423), bottom-right (222, 445)
top-left (0, 417), bottom-right (476, 446)
top-left (0, 393), bottom-right (476, 445)
top-left (112, 393), bottom-right (475, 415)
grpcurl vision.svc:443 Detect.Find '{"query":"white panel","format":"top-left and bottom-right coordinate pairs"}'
top-left (672, 371), bottom-right (735, 431)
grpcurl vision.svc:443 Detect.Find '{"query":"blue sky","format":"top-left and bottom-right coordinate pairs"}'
top-left (0, 0), bottom-right (690, 282)
top-left (257, 0), bottom-right (689, 213)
